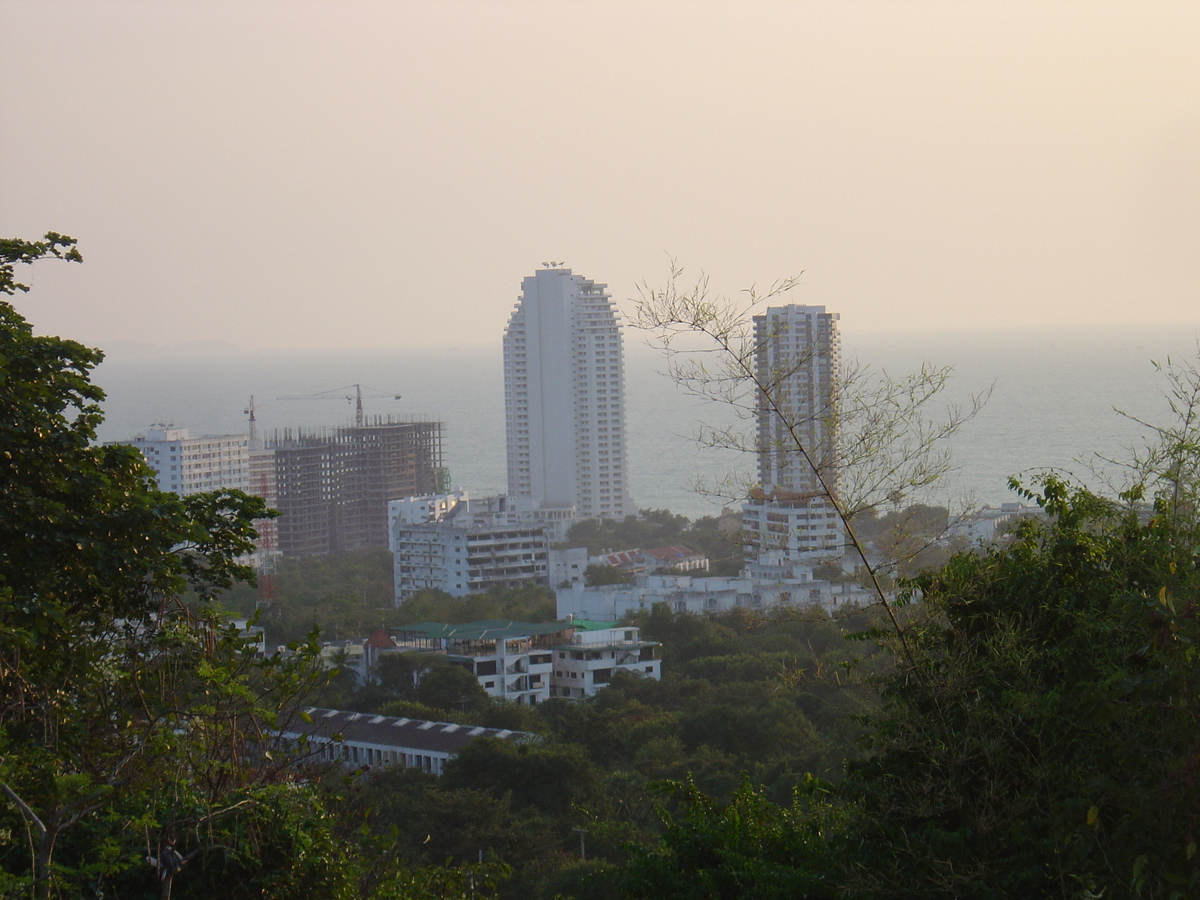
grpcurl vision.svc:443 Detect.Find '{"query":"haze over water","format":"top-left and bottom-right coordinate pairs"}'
top-left (92, 322), bottom-right (1200, 521)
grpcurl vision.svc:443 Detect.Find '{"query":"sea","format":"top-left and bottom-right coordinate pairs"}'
top-left (91, 323), bottom-right (1200, 521)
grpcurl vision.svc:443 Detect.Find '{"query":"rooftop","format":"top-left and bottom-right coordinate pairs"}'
top-left (396, 620), bottom-right (571, 642)
top-left (288, 707), bottom-right (536, 754)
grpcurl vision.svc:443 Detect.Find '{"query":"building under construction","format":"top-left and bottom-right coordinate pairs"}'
top-left (267, 417), bottom-right (447, 556)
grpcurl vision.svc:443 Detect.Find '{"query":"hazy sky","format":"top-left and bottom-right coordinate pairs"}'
top-left (3, 0), bottom-right (1198, 351)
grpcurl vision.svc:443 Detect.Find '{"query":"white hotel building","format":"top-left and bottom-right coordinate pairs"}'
top-left (503, 266), bottom-right (633, 521)
top-left (120, 427), bottom-right (250, 496)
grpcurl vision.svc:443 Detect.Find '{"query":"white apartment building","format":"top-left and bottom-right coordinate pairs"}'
top-left (551, 623), bottom-right (661, 699)
top-left (503, 266), bottom-right (633, 521)
top-left (389, 492), bottom-right (549, 602)
top-left (390, 620), bottom-right (661, 703)
top-left (119, 427), bottom-right (250, 496)
top-left (392, 621), bottom-right (569, 706)
top-left (742, 305), bottom-right (845, 563)
top-left (556, 569), bottom-right (871, 621)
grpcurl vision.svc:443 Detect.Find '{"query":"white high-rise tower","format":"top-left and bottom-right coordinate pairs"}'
top-left (742, 304), bottom-right (845, 561)
top-left (503, 266), bottom-right (633, 520)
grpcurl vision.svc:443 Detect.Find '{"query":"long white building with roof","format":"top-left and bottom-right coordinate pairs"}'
top-left (283, 708), bottom-right (536, 776)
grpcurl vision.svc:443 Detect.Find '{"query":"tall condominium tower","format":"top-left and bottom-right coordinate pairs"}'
top-left (503, 266), bottom-right (633, 520)
top-left (742, 304), bottom-right (845, 562)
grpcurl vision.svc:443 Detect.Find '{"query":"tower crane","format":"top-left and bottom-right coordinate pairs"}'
top-left (277, 384), bottom-right (402, 427)
top-left (244, 395), bottom-right (265, 445)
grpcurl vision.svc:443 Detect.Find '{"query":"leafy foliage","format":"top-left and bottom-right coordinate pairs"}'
top-left (0, 235), bottom-right (504, 899)
top-left (624, 776), bottom-right (843, 900)
top-left (842, 476), bottom-right (1200, 898)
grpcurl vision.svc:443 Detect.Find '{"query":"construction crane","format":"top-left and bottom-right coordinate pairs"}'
top-left (277, 384), bottom-right (402, 427)
top-left (244, 395), bottom-right (265, 445)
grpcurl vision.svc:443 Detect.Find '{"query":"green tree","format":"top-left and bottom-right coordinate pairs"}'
top-left (441, 739), bottom-right (601, 819)
top-left (0, 235), bottom-right (339, 898)
top-left (363, 767), bottom-right (528, 867)
top-left (415, 659), bottom-right (490, 713)
top-left (623, 776), bottom-right (842, 900)
top-left (585, 564), bottom-right (635, 586)
top-left (845, 475), bottom-right (1200, 898)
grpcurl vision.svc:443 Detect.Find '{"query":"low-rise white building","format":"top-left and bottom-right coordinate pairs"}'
top-left (389, 619), bottom-right (662, 703)
top-left (558, 574), bottom-right (756, 620)
top-left (591, 546), bottom-right (709, 575)
top-left (389, 492), bottom-right (549, 601)
top-left (947, 502), bottom-right (1042, 545)
top-left (742, 495), bottom-right (845, 565)
top-left (283, 707), bottom-right (536, 776)
top-left (392, 620), bottom-right (572, 705)
top-left (556, 566), bottom-right (871, 620)
top-left (551, 621), bottom-right (660, 699)
top-left (549, 546), bottom-right (589, 589)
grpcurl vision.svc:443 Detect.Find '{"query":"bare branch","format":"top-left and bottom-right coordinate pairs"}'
top-left (632, 264), bottom-right (988, 662)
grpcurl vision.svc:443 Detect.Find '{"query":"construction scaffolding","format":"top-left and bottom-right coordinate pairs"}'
top-left (266, 416), bottom-right (444, 556)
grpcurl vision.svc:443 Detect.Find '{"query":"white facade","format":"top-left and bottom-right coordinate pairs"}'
top-left (741, 500), bottom-right (844, 562)
top-left (503, 267), bottom-right (633, 521)
top-left (120, 427), bottom-right (250, 496)
top-left (743, 304), bottom-right (845, 563)
top-left (556, 570), bottom-right (870, 620)
top-left (393, 621), bottom-right (568, 706)
top-left (389, 492), bottom-right (549, 601)
top-left (284, 708), bottom-right (535, 776)
top-left (548, 546), bottom-right (589, 589)
top-left (392, 620), bottom-right (660, 703)
top-left (947, 502), bottom-right (1042, 545)
top-left (551, 625), bottom-right (661, 699)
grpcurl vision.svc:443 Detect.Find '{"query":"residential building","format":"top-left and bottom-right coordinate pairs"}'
top-left (116, 427), bottom-right (279, 565)
top-left (388, 492), bottom-right (549, 601)
top-left (742, 304), bottom-right (845, 563)
top-left (390, 619), bottom-right (661, 702)
top-left (947, 502), bottom-right (1042, 545)
top-left (548, 546), bottom-right (589, 589)
top-left (118, 427), bottom-right (250, 496)
top-left (556, 570), bottom-right (872, 620)
top-left (592, 545), bottom-right (709, 575)
top-left (392, 620), bottom-right (572, 705)
top-left (503, 266), bottom-right (633, 521)
top-left (551, 621), bottom-right (660, 699)
top-left (267, 418), bottom-right (445, 555)
top-left (248, 447), bottom-right (279, 569)
top-left (283, 707), bottom-right (536, 776)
